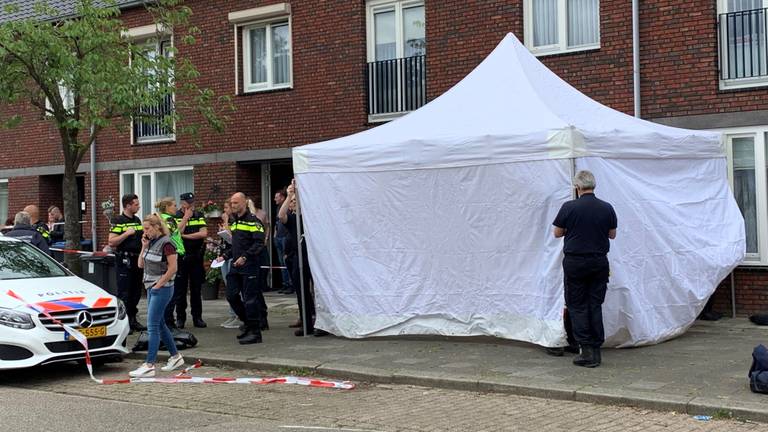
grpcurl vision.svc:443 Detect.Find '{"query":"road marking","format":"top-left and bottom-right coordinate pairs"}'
top-left (279, 426), bottom-right (385, 432)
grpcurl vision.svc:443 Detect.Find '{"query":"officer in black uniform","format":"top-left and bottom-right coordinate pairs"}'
top-left (173, 192), bottom-right (208, 328)
top-left (24, 204), bottom-right (51, 246)
top-left (108, 194), bottom-right (146, 332)
top-left (221, 192), bottom-right (266, 345)
top-left (553, 170), bottom-right (617, 368)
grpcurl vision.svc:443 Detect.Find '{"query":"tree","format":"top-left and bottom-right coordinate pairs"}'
top-left (0, 0), bottom-right (231, 269)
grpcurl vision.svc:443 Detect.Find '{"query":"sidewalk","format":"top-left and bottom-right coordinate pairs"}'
top-left (129, 293), bottom-right (768, 422)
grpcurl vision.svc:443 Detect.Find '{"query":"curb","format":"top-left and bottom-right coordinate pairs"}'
top-left (125, 352), bottom-right (768, 423)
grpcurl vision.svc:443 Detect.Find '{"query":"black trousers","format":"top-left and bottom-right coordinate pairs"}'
top-left (286, 253), bottom-right (314, 332)
top-left (116, 254), bottom-right (142, 320)
top-left (563, 254), bottom-right (609, 348)
top-left (170, 252), bottom-right (204, 321)
top-left (226, 269), bottom-right (265, 333)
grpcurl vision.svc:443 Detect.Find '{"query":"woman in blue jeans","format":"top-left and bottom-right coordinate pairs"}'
top-left (130, 213), bottom-right (184, 377)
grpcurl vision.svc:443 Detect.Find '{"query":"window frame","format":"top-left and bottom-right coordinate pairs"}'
top-left (716, 0), bottom-right (768, 89)
top-left (365, 0), bottom-right (425, 63)
top-left (130, 34), bottom-right (176, 145)
top-left (118, 166), bottom-right (193, 220)
top-left (720, 125), bottom-right (768, 265)
top-left (0, 179), bottom-right (8, 227)
top-left (241, 18), bottom-right (293, 93)
top-left (523, 0), bottom-right (601, 57)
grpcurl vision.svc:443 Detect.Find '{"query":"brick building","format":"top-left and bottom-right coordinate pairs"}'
top-left (0, 0), bottom-right (766, 314)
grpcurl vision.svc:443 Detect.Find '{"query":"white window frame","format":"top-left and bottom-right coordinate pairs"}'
top-left (118, 166), bottom-right (193, 220)
top-left (719, 125), bottom-right (768, 265)
top-left (0, 179), bottom-right (8, 226)
top-left (523, 0), bottom-right (601, 56)
top-left (365, 0), bottom-right (425, 63)
top-left (241, 19), bottom-right (293, 93)
top-left (44, 83), bottom-right (75, 116)
top-left (130, 33), bottom-right (176, 145)
top-left (717, 0), bottom-right (768, 90)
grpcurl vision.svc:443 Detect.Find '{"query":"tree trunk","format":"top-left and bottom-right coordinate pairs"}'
top-left (62, 163), bottom-right (82, 274)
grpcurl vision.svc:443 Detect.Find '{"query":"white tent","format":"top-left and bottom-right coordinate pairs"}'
top-left (292, 33), bottom-right (746, 348)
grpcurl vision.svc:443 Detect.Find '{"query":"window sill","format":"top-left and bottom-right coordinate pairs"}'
top-left (134, 135), bottom-right (176, 145)
top-left (529, 44), bottom-right (600, 58)
top-left (719, 77), bottom-right (768, 91)
top-left (241, 85), bottom-right (293, 96)
top-left (368, 111), bottom-right (409, 124)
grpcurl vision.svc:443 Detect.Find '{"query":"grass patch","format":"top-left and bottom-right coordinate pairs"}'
top-left (712, 409), bottom-right (734, 420)
top-left (275, 366), bottom-right (315, 377)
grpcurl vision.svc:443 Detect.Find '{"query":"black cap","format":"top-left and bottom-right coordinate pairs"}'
top-left (180, 192), bottom-right (194, 203)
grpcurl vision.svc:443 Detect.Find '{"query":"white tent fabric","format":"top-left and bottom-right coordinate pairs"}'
top-left (293, 33), bottom-right (745, 347)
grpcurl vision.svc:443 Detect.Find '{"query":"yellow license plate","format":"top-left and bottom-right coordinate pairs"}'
top-left (68, 326), bottom-right (107, 340)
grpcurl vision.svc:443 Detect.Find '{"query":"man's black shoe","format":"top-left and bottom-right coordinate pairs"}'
top-left (193, 318), bottom-right (207, 328)
top-left (573, 346), bottom-right (599, 368)
top-left (237, 328), bottom-right (250, 339)
top-left (313, 329), bottom-right (329, 337)
top-left (592, 347), bottom-right (602, 365)
top-left (238, 332), bottom-right (262, 345)
top-left (176, 319), bottom-right (186, 329)
top-left (545, 347), bottom-right (564, 357)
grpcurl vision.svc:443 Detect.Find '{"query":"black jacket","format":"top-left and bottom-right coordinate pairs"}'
top-left (223, 210), bottom-right (266, 274)
top-left (6, 223), bottom-right (51, 254)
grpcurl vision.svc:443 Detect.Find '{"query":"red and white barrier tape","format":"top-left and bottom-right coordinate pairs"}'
top-left (50, 248), bottom-right (112, 257)
top-left (6, 289), bottom-right (354, 389)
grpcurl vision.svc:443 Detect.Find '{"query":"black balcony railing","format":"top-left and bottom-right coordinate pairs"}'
top-left (719, 8), bottom-right (768, 80)
top-left (367, 55), bottom-right (426, 116)
top-left (134, 94), bottom-right (174, 143)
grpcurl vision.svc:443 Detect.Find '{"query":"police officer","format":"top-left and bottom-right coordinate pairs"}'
top-left (173, 192), bottom-right (208, 329)
top-left (6, 211), bottom-right (50, 253)
top-left (155, 197), bottom-right (188, 329)
top-left (553, 170), bottom-right (617, 368)
top-left (24, 204), bottom-right (51, 245)
top-left (108, 193), bottom-right (146, 332)
top-left (219, 192), bottom-right (265, 345)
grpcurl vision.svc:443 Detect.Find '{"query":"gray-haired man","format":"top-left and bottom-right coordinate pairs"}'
top-left (553, 170), bottom-right (617, 368)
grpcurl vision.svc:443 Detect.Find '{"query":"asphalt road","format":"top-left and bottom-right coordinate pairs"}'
top-left (0, 360), bottom-right (765, 432)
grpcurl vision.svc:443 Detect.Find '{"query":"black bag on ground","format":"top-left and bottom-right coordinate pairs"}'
top-left (749, 344), bottom-right (768, 394)
top-left (749, 313), bottom-right (768, 326)
top-left (131, 329), bottom-right (198, 352)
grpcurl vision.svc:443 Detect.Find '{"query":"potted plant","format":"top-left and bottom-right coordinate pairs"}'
top-left (202, 200), bottom-right (222, 218)
top-left (202, 236), bottom-right (224, 300)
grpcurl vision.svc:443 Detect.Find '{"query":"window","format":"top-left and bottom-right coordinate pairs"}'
top-left (242, 21), bottom-right (292, 92)
top-left (722, 126), bottom-right (768, 264)
top-left (524, 0), bottom-right (600, 56)
top-left (717, 0), bottom-right (768, 88)
top-left (44, 83), bottom-right (75, 115)
top-left (0, 180), bottom-right (7, 225)
top-left (119, 167), bottom-right (192, 219)
top-left (133, 37), bottom-right (175, 144)
top-left (366, 0), bottom-right (426, 120)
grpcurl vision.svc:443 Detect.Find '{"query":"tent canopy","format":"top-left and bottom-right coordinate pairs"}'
top-left (293, 33), bottom-right (744, 348)
top-left (295, 33), bottom-right (722, 175)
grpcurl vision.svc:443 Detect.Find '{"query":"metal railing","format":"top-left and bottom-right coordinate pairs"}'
top-left (719, 8), bottom-right (768, 81)
top-left (134, 94), bottom-right (174, 143)
top-left (367, 55), bottom-right (426, 116)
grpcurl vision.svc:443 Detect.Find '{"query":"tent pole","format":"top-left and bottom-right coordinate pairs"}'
top-left (570, 158), bottom-right (577, 199)
top-left (296, 183), bottom-right (309, 337)
top-left (730, 271), bottom-right (737, 319)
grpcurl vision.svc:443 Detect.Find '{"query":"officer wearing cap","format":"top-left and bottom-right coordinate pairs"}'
top-left (171, 192), bottom-right (208, 329)
top-left (108, 194), bottom-right (146, 332)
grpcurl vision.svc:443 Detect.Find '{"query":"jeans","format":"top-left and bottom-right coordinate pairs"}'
top-left (273, 236), bottom-right (292, 289)
top-left (146, 283), bottom-right (179, 364)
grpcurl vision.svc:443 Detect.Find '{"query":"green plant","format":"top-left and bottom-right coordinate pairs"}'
top-left (712, 409), bottom-right (734, 420)
top-left (205, 266), bottom-right (222, 285)
top-left (202, 200), bottom-right (221, 213)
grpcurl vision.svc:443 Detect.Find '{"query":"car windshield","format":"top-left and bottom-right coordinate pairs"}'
top-left (0, 241), bottom-right (68, 280)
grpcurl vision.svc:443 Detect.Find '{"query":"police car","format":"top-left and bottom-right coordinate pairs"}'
top-left (0, 236), bottom-right (130, 369)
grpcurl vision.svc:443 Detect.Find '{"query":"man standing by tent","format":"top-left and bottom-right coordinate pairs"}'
top-left (553, 170), bottom-right (617, 368)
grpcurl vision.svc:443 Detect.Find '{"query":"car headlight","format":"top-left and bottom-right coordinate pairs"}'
top-left (117, 300), bottom-right (127, 320)
top-left (0, 307), bottom-right (35, 329)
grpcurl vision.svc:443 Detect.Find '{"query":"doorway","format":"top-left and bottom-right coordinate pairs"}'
top-left (262, 160), bottom-right (294, 291)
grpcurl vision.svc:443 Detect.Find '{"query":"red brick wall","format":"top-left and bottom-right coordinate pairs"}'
top-left (8, 177), bottom-right (41, 217)
top-left (713, 268), bottom-right (768, 316)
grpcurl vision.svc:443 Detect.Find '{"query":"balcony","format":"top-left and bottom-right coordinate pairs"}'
top-left (719, 8), bottom-right (768, 89)
top-left (366, 55), bottom-right (426, 122)
top-left (133, 94), bottom-right (175, 144)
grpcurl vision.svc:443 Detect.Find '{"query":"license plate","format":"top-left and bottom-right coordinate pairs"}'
top-left (66, 326), bottom-right (107, 341)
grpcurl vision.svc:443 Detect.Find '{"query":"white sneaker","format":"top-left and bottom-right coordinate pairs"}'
top-left (219, 317), bottom-right (237, 328)
top-left (222, 318), bottom-right (243, 329)
top-left (160, 354), bottom-right (185, 372)
top-left (129, 363), bottom-right (156, 377)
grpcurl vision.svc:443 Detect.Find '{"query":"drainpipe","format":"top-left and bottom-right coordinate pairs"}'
top-left (90, 124), bottom-right (97, 249)
top-left (632, 0), bottom-right (641, 118)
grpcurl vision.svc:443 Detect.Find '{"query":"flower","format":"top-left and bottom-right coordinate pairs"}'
top-left (202, 200), bottom-right (221, 214)
top-left (100, 196), bottom-right (115, 210)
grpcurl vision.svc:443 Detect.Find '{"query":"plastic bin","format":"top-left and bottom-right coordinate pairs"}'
top-left (79, 254), bottom-right (117, 295)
